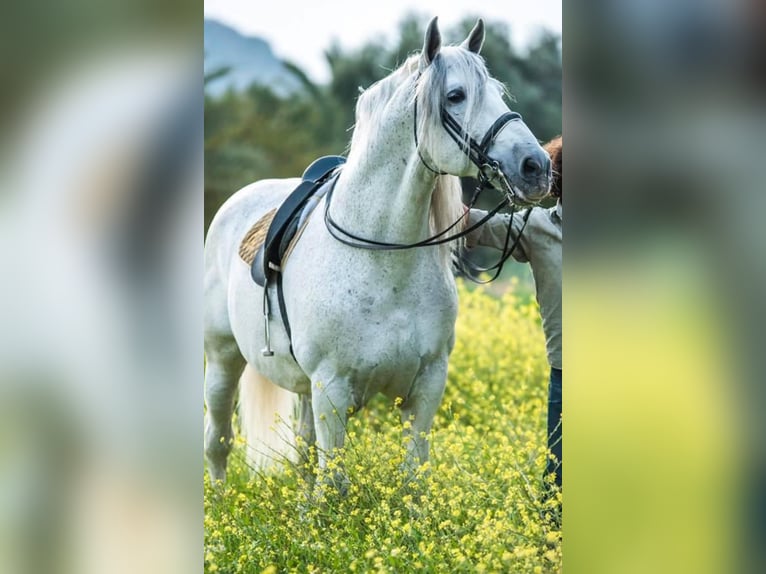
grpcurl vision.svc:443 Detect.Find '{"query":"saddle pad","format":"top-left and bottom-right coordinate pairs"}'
top-left (238, 208), bottom-right (277, 266)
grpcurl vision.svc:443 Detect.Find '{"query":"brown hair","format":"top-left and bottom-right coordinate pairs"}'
top-left (544, 135), bottom-right (562, 200)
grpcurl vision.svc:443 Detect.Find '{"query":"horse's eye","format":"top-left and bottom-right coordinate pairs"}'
top-left (447, 89), bottom-right (466, 104)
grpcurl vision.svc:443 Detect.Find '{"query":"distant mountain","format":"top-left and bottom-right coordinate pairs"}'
top-left (204, 19), bottom-right (301, 97)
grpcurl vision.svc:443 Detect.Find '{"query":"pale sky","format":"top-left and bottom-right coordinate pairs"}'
top-left (204, 0), bottom-right (562, 83)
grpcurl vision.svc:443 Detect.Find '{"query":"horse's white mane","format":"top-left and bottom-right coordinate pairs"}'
top-left (349, 48), bottom-right (497, 267)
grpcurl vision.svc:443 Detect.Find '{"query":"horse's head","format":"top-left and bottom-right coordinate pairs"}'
top-left (415, 17), bottom-right (552, 205)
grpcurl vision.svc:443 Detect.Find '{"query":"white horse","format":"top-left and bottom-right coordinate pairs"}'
top-left (204, 17), bottom-right (551, 487)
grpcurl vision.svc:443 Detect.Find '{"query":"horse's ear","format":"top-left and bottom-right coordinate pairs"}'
top-left (461, 18), bottom-right (485, 54)
top-left (420, 17), bottom-right (442, 69)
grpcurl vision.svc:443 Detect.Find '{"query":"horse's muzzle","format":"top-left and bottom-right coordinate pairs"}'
top-left (498, 150), bottom-right (552, 205)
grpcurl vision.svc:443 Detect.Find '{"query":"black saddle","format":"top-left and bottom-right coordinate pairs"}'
top-left (251, 155), bottom-right (345, 287)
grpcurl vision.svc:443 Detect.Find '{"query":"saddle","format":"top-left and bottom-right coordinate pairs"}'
top-left (251, 155), bottom-right (345, 287)
top-left (249, 155), bottom-right (345, 357)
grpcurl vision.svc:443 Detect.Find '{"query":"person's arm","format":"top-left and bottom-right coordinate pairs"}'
top-left (465, 208), bottom-right (530, 262)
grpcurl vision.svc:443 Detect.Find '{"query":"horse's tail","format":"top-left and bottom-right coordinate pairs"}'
top-left (238, 365), bottom-right (299, 469)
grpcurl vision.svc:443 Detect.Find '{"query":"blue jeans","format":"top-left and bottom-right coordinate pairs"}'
top-left (546, 367), bottom-right (562, 488)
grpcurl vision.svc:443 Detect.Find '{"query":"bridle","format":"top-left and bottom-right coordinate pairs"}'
top-left (323, 73), bottom-right (532, 283)
top-left (416, 100), bottom-right (521, 203)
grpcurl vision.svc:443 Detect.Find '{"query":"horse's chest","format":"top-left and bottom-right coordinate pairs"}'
top-left (337, 279), bottom-right (453, 337)
top-left (307, 301), bottom-right (442, 402)
top-left (291, 274), bottom-right (456, 388)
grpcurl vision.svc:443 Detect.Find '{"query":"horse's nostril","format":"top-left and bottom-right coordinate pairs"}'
top-left (521, 156), bottom-right (543, 179)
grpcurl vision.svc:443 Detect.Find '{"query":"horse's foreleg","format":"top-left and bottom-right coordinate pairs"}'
top-left (294, 393), bottom-right (316, 483)
top-left (311, 378), bottom-right (353, 494)
top-left (400, 359), bottom-right (448, 475)
top-left (204, 337), bottom-right (245, 483)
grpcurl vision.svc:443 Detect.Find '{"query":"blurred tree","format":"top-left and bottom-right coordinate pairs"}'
top-left (204, 65), bottom-right (231, 86)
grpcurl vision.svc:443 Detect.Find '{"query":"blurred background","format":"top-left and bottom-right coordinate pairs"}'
top-left (1, 2), bottom-right (202, 574)
top-left (565, 0), bottom-right (765, 573)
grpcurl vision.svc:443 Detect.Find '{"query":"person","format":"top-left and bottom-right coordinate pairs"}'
top-left (466, 136), bottom-right (562, 490)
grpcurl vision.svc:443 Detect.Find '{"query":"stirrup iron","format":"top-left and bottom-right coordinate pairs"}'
top-left (261, 288), bottom-right (274, 357)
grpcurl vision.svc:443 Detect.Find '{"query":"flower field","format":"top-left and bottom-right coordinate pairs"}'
top-left (204, 280), bottom-right (562, 573)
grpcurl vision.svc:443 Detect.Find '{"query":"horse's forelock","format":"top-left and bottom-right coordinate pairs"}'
top-left (415, 48), bottom-right (489, 156)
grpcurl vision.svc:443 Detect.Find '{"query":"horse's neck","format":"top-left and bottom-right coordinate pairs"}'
top-left (331, 128), bottom-right (435, 246)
